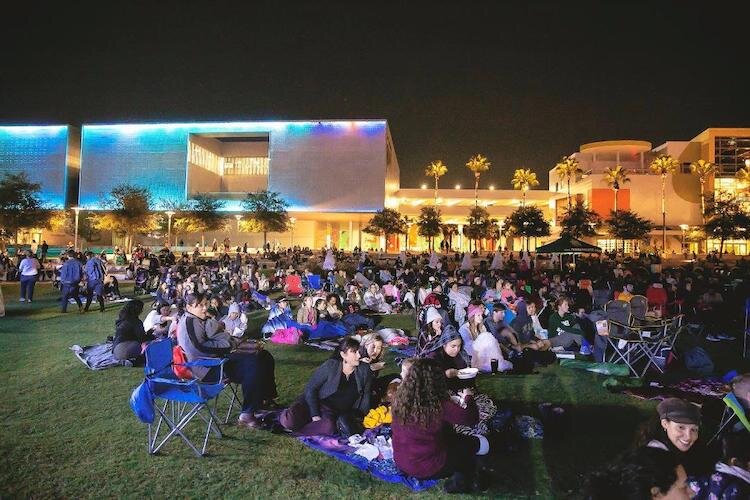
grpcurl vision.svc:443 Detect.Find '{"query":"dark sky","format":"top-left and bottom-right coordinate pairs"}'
top-left (2, 1), bottom-right (748, 189)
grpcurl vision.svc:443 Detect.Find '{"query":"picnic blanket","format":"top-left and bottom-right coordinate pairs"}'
top-left (297, 432), bottom-right (439, 492)
top-left (71, 342), bottom-right (131, 370)
top-left (619, 377), bottom-right (730, 403)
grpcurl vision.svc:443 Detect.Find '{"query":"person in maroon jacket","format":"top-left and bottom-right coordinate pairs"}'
top-left (391, 358), bottom-right (490, 494)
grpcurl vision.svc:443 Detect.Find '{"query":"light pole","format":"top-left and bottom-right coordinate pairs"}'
top-left (72, 206), bottom-right (82, 251)
top-left (289, 217), bottom-right (297, 247)
top-left (234, 214), bottom-right (242, 232)
top-left (165, 210), bottom-right (175, 247)
top-left (405, 221), bottom-right (412, 251)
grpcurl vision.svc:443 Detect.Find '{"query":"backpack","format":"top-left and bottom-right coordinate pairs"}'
top-left (172, 345), bottom-right (193, 380)
top-left (683, 346), bottom-right (714, 375)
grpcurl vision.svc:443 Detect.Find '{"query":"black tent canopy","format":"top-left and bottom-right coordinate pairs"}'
top-left (535, 235), bottom-right (602, 254)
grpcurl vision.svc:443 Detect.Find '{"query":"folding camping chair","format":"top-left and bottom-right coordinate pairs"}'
top-left (604, 300), bottom-right (666, 377)
top-left (222, 382), bottom-right (241, 425)
top-left (707, 392), bottom-right (750, 445)
top-left (144, 339), bottom-right (226, 457)
top-left (307, 274), bottom-right (322, 291)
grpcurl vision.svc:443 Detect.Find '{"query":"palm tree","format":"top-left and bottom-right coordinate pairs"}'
top-left (554, 155), bottom-right (582, 209)
top-left (465, 154), bottom-right (491, 206)
top-left (602, 165), bottom-right (630, 213)
top-left (649, 154), bottom-right (679, 253)
top-left (424, 160), bottom-right (448, 205)
top-left (689, 159), bottom-right (716, 225)
top-left (511, 168), bottom-right (539, 207)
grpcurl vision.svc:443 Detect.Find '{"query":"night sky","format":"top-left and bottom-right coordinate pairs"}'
top-left (2, 1), bottom-right (748, 189)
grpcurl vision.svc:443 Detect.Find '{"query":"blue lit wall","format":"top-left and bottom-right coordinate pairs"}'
top-left (0, 126), bottom-right (73, 208)
top-left (79, 121), bottom-right (390, 211)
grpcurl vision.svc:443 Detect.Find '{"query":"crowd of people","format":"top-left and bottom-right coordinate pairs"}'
top-left (5, 242), bottom-right (750, 495)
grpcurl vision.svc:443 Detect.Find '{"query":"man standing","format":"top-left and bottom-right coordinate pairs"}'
top-left (83, 251), bottom-right (107, 312)
top-left (59, 250), bottom-right (83, 313)
top-left (40, 240), bottom-right (49, 263)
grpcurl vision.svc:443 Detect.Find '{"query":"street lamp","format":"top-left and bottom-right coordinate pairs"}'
top-left (72, 206), bottom-right (82, 251)
top-left (289, 217), bottom-right (297, 247)
top-left (234, 214), bottom-right (242, 232)
top-left (165, 210), bottom-right (175, 247)
top-left (405, 220), bottom-right (413, 252)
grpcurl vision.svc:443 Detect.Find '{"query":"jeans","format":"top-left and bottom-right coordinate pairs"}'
top-left (61, 283), bottom-right (82, 312)
top-left (84, 280), bottom-right (105, 311)
top-left (20, 275), bottom-right (37, 301)
top-left (204, 350), bottom-right (277, 415)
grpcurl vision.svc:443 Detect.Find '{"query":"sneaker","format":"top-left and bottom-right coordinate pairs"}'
top-left (551, 346), bottom-right (565, 353)
top-left (19, 298), bottom-right (25, 302)
top-left (706, 334), bottom-right (722, 342)
top-left (579, 340), bottom-right (593, 356)
top-left (238, 413), bottom-right (259, 428)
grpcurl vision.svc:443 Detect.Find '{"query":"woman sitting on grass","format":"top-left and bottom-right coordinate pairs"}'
top-left (112, 299), bottom-right (154, 363)
top-left (280, 336), bottom-right (373, 437)
top-left (640, 398), bottom-right (713, 480)
top-left (392, 358), bottom-right (489, 494)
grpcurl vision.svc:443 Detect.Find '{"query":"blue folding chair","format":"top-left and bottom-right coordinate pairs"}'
top-left (144, 339), bottom-right (227, 457)
top-left (307, 274), bottom-right (322, 290)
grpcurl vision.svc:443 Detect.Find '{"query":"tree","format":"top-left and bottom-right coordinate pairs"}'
top-left (189, 194), bottom-right (227, 250)
top-left (92, 184), bottom-right (159, 252)
top-left (704, 193), bottom-right (750, 257)
top-left (241, 190), bottom-right (290, 248)
top-left (689, 159), bottom-right (716, 225)
top-left (463, 206), bottom-right (496, 252)
top-left (554, 155), bottom-right (582, 209)
top-left (511, 168), bottom-right (539, 206)
top-left (504, 205), bottom-right (551, 251)
top-left (441, 224), bottom-right (458, 250)
top-left (606, 209), bottom-right (652, 253)
top-left (416, 206), bottom-right (442, 251)
top-left (465, 154), bottom-right (491, 206)
top-left (363, 208), bottom-right (407, 248)
top-left (424, 160), bottom-right (448, 205)
top-left (0, 172), bottom-right (53, 247)
top-left (560, 201), bottom-right (602, 238)
top-left (736, 166), bottom-right (750, 190)
top-left (47, 210), bottom-right (101, 244)
top-left (649, 154), bottom-right (679, 252)
top-left (602, 165), bottom-right (630, 213)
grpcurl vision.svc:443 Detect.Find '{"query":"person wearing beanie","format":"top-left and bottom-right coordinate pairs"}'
top-left (457, 303), bottom-right (485, 355)
top-left (221, 301), bottom-right (248, 338)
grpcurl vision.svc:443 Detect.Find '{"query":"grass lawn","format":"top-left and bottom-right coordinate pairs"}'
top-left (1, 282), bottom-right (740, 499)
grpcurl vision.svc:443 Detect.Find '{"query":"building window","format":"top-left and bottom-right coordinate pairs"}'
top-left (223, 157), bottom-right (269, 176)
top-left (597, 239), bottom-right (637, 253)
top-left (189, 143), bottom-right (220, 174)
top-left (714, 136), bottom-right (750, 176)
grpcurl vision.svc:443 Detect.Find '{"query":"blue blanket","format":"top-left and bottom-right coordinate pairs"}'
top-left (298, 435), bottom-right (439, 492)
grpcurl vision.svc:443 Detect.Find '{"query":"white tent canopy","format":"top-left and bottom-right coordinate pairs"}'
top-left (490, 251), bottom-right (504, 270)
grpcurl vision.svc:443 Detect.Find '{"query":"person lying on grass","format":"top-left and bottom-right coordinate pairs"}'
top-left (391, 358), bottom-right (489, 494)
top-left (280, 336), bottom-right (373, 437)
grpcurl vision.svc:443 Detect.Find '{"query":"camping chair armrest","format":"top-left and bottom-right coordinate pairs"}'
top-left (183, 358), bottom-right (227, 368)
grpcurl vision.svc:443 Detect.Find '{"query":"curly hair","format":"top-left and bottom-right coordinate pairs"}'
top-left (584, 446), bottom-right (680, 500)
top-left (392, 358), bottom-right (449, 428)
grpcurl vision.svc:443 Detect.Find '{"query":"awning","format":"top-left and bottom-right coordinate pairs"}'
top-left (535, 235), bottom-right (602, 254)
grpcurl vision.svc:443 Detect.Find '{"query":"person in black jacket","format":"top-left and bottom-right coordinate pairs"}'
top-left (112, 299), bottom-right (153, 362)
top-left (280, 336), bottom-right (373, 436)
